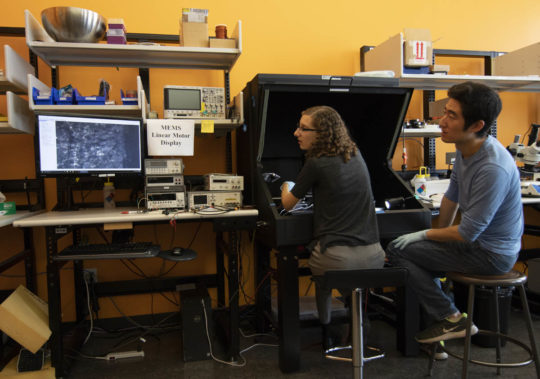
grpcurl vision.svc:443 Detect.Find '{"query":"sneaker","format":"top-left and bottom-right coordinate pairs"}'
top-left (415, 313), bottom-right (478, 344)
top-left (420, 341), bottom-right (448, 360)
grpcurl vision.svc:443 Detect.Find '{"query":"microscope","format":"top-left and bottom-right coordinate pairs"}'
top-left (507, 124), bottom-right (540, 196)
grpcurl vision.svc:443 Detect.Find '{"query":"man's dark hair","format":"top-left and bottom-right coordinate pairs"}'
top-left (447, 81), bottom-right (502, 137)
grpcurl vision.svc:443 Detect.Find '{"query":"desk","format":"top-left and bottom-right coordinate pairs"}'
top-left (14, 207), bottom-right (258, 378)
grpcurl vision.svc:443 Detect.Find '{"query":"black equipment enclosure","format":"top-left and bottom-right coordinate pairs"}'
top-left (236, 74), bottom-right (431, 247)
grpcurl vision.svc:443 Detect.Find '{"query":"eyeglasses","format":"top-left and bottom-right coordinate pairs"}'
top-left (296, 123), bottom-right (318, 132)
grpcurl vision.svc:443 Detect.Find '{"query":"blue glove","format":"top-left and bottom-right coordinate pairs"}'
top-left (392, 230), bottom-right (428, 250)
top-left (280, 181), bottom-right (295, 191)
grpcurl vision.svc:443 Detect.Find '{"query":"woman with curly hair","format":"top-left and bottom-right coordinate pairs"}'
top-left (281, 105), bottom-right (384, 351)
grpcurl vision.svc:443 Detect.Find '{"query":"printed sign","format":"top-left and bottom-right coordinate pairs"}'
top-left (147, 119), bottom-right (194, 156)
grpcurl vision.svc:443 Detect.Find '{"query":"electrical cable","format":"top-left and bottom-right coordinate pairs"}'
top-left (107, 301), bottom-right (178, 352)
top-left (401, 136), bottom-right (425, 148)
top-left (239, 328), bottom-right (278, 339)
top-left (82, 273), bottom-right (94, 345)
top-left (119, 259), bottom-right (147, 278)
top-left (137, 196), bottom-right (147, 210)
top-left (201, 298), bottom-right (246, 367)
top-left (65, 349), bottom-right (108, 360)
top-left (239, 342), bottom-right (279, 354)
top-left (95, 226), bottom-right (110, 244)
top-left (521, 124), bottom-right (533, 144)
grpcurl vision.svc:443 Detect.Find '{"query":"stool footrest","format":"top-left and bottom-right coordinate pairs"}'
top-left (441, 330), bottom-right (534, 368)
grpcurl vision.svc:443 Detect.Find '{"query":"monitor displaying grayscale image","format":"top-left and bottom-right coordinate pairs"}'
top-left (36, 114), bottom-right (143, 176)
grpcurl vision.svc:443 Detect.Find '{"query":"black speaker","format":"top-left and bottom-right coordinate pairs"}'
top-left (180, 287), bottom-right (212, 362)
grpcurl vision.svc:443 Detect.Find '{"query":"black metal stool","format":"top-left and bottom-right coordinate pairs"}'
top-left (320, 267), bottom-right (409, 379)
top-left (428, 270), bottom-right (540, 378)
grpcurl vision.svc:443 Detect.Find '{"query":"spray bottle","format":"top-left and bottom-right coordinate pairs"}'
top-left (103, 179), bottom-right (116, 208)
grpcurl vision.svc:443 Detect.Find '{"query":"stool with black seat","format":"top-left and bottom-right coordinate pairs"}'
top-left (427, 270), bottom-right (540, 378)
top-left (319, 267), bottom-right (409, 379)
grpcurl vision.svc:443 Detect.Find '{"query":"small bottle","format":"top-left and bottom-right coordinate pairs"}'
top-left (412, 166), bottom-right (428, 196)
top-left (103, 181), bottom-right (116, 208)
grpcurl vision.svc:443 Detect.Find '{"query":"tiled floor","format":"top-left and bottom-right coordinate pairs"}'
top-left (64, 306), bottom-right (540, 379)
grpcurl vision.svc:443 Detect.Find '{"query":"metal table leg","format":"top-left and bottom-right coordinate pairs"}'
top-left (277, 246), bottom-right (300, 372)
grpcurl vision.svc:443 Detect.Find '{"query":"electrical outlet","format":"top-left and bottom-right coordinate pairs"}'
top-left (83, 268), bottom-right (97, 283)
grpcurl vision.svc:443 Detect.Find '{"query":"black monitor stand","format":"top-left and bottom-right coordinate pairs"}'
top-left (52, 177), bottom-right (79, 212)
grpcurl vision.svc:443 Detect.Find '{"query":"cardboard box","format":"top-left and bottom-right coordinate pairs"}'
top-left (181, 8), bottom-right (208, 23)
top-left (493, 42), bottom-right (540, 76)
top-left (428, 98), bottom-right (449, 119)
top-left (429, 64), bottom-right (450, 74)
top-left (180, 22), bottom-right (209, 47)
top-left (209, 37), bottom-right (236, 49)
top-left (403, 28), bottom-right (432, 67)
top-left (0, 201), bottom-right (15, 215)
top-left (0, 286), bottom-right (51, 354)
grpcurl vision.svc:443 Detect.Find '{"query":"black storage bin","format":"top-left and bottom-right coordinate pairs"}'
top-left (453, 282), bottom-right (514, 347)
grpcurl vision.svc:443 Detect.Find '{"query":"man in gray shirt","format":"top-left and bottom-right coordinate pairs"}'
top-left (387, 81), bottom-right (523, 345)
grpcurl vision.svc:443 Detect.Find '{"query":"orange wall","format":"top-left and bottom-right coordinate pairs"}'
top-left (1, 1), bottom-right (540, 319)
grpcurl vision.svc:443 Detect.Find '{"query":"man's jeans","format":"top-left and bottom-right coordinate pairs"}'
top-left (386, 239), bottom-right (517, 321)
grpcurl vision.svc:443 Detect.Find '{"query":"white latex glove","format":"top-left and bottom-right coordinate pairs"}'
top-left (280, 181), bottom-right (295, 191)
top-left (392, 230), bottom-right (428, 250)
top-left (0, 191), bottom-right (5, 203)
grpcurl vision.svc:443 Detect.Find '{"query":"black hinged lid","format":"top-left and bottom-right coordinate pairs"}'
top-left (247, 73), bottom-right (413, 203)
top-left (237, 73), bottom-right (431, 245)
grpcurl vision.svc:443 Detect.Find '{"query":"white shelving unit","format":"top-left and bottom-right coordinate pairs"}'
top-left (399, 73), bottom-right (540, 92)
top-left (0, 45), bottom-right (35, 134)
top-left (24, 10), bottom-right (244, 132)
top-left (364, 33), bottom-right (540, 92)
top-left (24, 10), bottom-right (242, 70)
top-left (28, 74), bottom-right (148, 119)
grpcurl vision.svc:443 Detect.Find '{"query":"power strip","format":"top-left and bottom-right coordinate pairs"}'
top-left (105, 351), bottom-right (145, 360)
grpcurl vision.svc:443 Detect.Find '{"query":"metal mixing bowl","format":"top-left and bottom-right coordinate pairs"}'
top-left (41, 7), bottom-right (106, 43)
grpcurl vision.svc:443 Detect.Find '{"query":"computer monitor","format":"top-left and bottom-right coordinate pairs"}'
top-left (35, 114), bottom-right (143, 177)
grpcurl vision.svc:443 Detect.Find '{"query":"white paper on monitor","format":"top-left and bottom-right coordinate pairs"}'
top-left (146, 119), bottom-right (194, 156)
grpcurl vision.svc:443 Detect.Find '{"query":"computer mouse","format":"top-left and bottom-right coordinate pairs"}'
top-left (172, 247), bottom-right (183, 256)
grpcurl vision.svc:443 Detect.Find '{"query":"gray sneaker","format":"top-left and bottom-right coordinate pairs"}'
top-left (415, 313), bottom-right (478, 344)
top-left (420, 341), bottom-right (448, 360)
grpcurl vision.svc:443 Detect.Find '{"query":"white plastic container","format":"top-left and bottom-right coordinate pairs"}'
top-left (410, 166), bottom-right (429, 196)
top-left (103, 182), bottom-right (116, 208)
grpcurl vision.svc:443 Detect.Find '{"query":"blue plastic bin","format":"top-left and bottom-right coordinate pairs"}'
top-left (33, 87), bottom-right (57, 105)
top-left (55, 89), bottom-right (75, 105)
top-left (121, 89), bottom-right (138, 105)
top-left (74, 88), bottom-right (107, 105)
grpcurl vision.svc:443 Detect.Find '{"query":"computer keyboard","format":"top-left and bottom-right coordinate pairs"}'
top-left (54, 242), bottom-right (161, 260)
